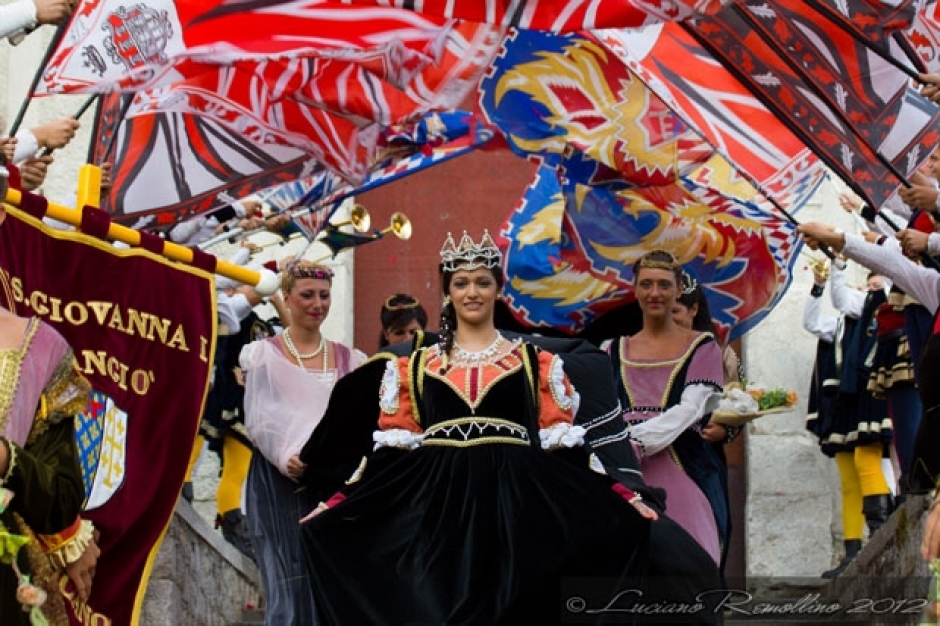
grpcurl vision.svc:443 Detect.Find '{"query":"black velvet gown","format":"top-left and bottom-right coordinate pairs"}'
top-left (301, 343), bottom-right (651, 625)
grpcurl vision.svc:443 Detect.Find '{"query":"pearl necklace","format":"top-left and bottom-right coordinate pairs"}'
top-left (283, 327), bottom-right (328, 371)
top-left (452, 332), bottom-right (503, 367)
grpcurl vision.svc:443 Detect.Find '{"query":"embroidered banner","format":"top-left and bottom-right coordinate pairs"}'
top-left (0, 201), bottom-right (215, 625)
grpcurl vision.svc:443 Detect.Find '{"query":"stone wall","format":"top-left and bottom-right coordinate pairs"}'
top-left (742, 179), bottom-right (875, 577)
top-left (142, 499), bottom-right (262, 625)
top-left (830, 496), bottom-right (932, 625)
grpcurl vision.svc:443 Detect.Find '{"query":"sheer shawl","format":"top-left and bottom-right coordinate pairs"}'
top-left (242, 338), bottom-right (364, 475)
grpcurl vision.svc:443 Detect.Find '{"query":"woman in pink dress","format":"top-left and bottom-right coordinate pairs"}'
top-left (605, 250), bottom-right (727, 565)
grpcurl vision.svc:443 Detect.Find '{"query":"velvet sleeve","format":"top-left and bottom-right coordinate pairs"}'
top-left (4, 419), bottom-right (84, 535)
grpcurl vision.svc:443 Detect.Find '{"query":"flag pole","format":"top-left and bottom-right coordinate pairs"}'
top-left (7, 20), bottom-right (71, 137)
top-left (723, 6), bottom-right (940, 271)
top-left (4, 181), bottom-right (279, 295)
top-left (38, 94), bottom-right (99, 158)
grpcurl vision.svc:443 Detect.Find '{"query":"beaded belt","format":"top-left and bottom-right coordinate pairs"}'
top-left (422, 417), bottom-right (531, 448)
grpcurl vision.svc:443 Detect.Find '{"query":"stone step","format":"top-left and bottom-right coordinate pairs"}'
top-left (234, 607), bottom-right (265, 625)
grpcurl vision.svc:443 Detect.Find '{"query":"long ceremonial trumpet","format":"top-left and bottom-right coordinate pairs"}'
top-left (325, 203), bottom-right (371, 234)
top-left (309, 210), bottom-right (412, 263)
top-left (4, 168), bottom-right (279, 295)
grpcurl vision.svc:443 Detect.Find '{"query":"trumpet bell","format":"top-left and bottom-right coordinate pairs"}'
top-left (349, 204), bottom-right (371, 233)
top-left (327, 203), bottom-right (371, 233)
top-left (385, 212), bottom-right (412, 240)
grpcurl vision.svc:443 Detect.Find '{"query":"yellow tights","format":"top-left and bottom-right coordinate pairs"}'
top-left (834, 442), bottom-right (891, 541)
top-left (184, 434), bottom-right (252, 515)
top-left (834, 451), bottom-right (865, 541)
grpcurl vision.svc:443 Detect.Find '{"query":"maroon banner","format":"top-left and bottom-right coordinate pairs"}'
top-left (0, 206), bottom-right (215, 625)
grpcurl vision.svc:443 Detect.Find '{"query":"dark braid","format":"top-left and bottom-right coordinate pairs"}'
top-left (438, 299), bottom-right (456, 373)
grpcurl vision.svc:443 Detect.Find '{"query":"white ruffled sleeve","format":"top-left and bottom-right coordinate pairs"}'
top-left (379, 360), bottom-right (400, 415)
top-left (628, 383), bottom-right (721, 457)
top-left (548, 355), bottom-right (580, 416)
top-left (238, 340), bottom-right (263, 372)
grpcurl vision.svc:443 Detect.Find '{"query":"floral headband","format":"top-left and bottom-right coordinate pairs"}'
top-left (286, 262), bottom-right (334, 280)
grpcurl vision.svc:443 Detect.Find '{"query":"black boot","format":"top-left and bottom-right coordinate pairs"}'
top-left (217, 509), bottom-right (256, 563)
top-left (181, 481), bottom-right (194, 503)
top-left (822, 539), bottom-right (862, 578)
top-left (862, 494), bottom-right (893, 535)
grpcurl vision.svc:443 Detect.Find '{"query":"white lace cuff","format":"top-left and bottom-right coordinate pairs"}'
top-left (549, 356), bottom-right (580, 415)
top-left (379, 361), bottom-right (400, 415)
top-left (373, 428), bottom-right (424, 451)
top-left (539, 423), bottom-right (586, 450)
top-left (46, 519), bottom-right (95, 569)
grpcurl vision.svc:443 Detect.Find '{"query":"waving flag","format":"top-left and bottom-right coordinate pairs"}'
top-left (686, 0), bottom-right (940, 209)
top-left (604, 25), bottom-right (824, 209)
top-left (123, 22), bottom-right (501, 182)
top-left (90, 92), bottom-right (319, 227)
top-left (337, 0), bottom-right (732, 30)
top-left (500, 156), bottom-right (803, 343)
top-left (38, 0), bottom-right (491, 94)
top-left (0, 195), bottom-right (215, 625)
top-left (909, 1), bottom-right (940, 72)
top-left (481, 29), bottom-right (817, 341)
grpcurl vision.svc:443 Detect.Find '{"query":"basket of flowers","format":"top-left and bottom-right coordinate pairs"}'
top-left (711, 382), bottom-right (798, 427)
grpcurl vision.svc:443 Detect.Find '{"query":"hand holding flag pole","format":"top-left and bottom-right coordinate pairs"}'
top-left (36, 95), bottom-right (98, 159)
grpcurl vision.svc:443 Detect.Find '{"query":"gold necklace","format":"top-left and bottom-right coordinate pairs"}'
top-left (283, 328), bottom-right (328, 371)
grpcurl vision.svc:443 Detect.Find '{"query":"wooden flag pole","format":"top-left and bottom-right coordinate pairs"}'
top-left (5, 165), bottom-right (279, 294)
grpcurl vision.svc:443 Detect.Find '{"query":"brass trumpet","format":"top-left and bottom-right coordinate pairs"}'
top-left (325, 203), bottom-right (371, 234)
top-left (381, 212), bottom-right (412, 240)
top-left (308, 210), bottom-right (413, 262)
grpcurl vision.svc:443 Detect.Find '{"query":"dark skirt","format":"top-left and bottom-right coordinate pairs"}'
top-left (820, 390), bottom-right (893, 456)
top-left (868, 332), bottom-right (916, 398)
top-left (246, 452), bottom-right (321, 625)
top-left (302, 442), bottom-right (651, 625)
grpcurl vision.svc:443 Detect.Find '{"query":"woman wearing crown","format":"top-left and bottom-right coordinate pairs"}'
top-left (603, 250), bottom-right (727, 567)
top-left (300, 231), bottom-right (661, 625)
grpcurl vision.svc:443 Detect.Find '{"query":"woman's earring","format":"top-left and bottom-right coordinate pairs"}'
top-left (442, 295), bottom-right (451, 307)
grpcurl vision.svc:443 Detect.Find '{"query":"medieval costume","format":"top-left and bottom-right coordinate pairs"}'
top-left (0, 318), bottom-right (92, 625)
top-left (300, 338), bottom-right (655, 625)
top-left (606, 333), bottom-right (727, 566)
top-left (241, 335), bottom-right (364, 625)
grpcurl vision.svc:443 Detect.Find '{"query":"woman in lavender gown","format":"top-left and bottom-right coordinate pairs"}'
top-left (604, 250), bottom-right (727, 565)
